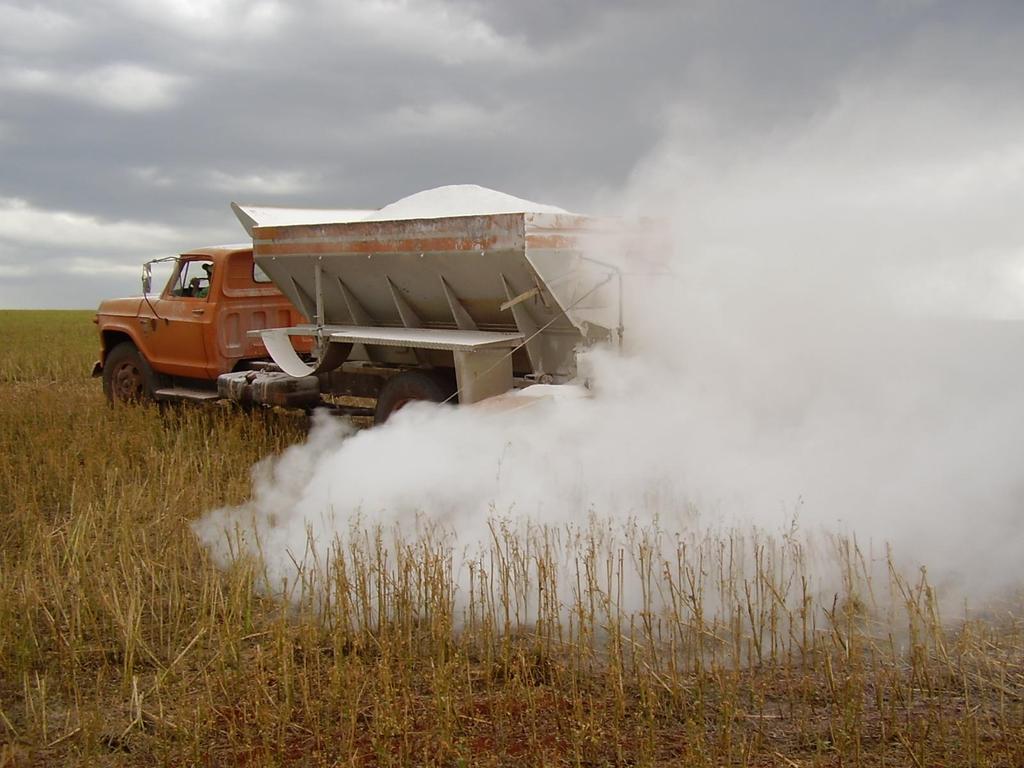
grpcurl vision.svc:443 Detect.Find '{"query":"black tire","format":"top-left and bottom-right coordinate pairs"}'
top-left (374, 370), bottom-right (456, 424)
top-left (102, 342), bottom-right (162, 405)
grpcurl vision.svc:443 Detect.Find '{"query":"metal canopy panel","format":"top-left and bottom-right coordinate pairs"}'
top-left (232, 202), bottom-right (374, 237)
top-left (328, 326), bottom-right (523, 351)
top-left (258, 324), bottom-right (523, 352)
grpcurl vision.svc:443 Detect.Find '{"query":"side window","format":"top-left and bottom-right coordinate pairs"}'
top-left (167, 258), bottom-right (215, 299)
top-left (253, 263), bottom-right (273, 283)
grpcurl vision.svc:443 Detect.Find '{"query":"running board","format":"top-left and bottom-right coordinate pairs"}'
top-left (154, 387), bottom-right (221, 403)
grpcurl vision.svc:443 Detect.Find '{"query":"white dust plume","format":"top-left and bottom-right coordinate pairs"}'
top-left (194, 75), bottom-right (1024, 610)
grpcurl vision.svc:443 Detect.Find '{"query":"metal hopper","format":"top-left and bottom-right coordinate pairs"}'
top-left (235, 195), bottom-right (634, 404)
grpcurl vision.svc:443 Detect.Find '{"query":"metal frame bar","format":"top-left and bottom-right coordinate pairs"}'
top-left (439, 276), bottom-right (478, 331)
top-left (500, 273), bottom-right (543, 374)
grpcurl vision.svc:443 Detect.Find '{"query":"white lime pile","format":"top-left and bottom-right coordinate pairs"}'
top-left (363, 184), bottom-right (569, 222)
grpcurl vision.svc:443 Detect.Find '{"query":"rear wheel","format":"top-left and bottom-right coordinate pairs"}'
top-left (374, 370), bottom-right (456, 424)
top-left (102, 342), bottom-right (161, 405)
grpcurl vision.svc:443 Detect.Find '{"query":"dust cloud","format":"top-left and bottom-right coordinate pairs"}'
top-left (193, 75), bottom-right (1024, 607)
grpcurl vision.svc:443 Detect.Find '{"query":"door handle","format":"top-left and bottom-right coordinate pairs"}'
top-left (191, 308), bottom-right (205, 315)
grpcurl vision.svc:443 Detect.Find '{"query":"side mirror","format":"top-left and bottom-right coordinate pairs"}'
top-left (142, 263), bottom-right (152, 295)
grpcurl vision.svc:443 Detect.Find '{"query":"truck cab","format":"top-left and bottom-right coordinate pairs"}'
top-left (94, 245), bottom-right (307, 402)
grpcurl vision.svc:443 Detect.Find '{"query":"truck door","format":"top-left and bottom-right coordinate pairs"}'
top-left (145, 257), bottom-right (216, 379)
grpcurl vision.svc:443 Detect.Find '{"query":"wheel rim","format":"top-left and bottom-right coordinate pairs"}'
top-left (112, 360), bottom-right (144, 401)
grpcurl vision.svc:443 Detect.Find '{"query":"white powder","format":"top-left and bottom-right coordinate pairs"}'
top-left (363, 184), bottom-right (570, 222)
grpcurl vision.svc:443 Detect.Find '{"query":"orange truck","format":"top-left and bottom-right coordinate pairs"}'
top-left (92, 241), bottom-right (389, 418)
top-left (94, 187), bottom-right (650, 423)
top-left (92, 244), bottom-right (321, 405)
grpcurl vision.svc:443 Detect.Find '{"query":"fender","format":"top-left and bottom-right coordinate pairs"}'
top-left (95, 319), bottom-right (148, 373)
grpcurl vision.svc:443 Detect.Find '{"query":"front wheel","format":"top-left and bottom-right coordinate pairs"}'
top-left (374, 370), bottom-right (456, 424)
top-left (102, 342), bottom-right (161, 405)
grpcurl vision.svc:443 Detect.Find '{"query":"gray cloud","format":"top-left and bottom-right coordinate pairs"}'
top-left (1, 62), bottom-right (189, 111)
top-left (0, 2), bottom-right (80, 52)
top-left (0, 0), bottom-right (1022, 307)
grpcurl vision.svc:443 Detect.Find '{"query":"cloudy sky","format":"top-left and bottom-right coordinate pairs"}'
top-left (1, 0), bottom-right (1023, 308)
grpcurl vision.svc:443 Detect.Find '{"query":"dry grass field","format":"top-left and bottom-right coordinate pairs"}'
top-left (1, 309), bottom-right (1022, 767)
